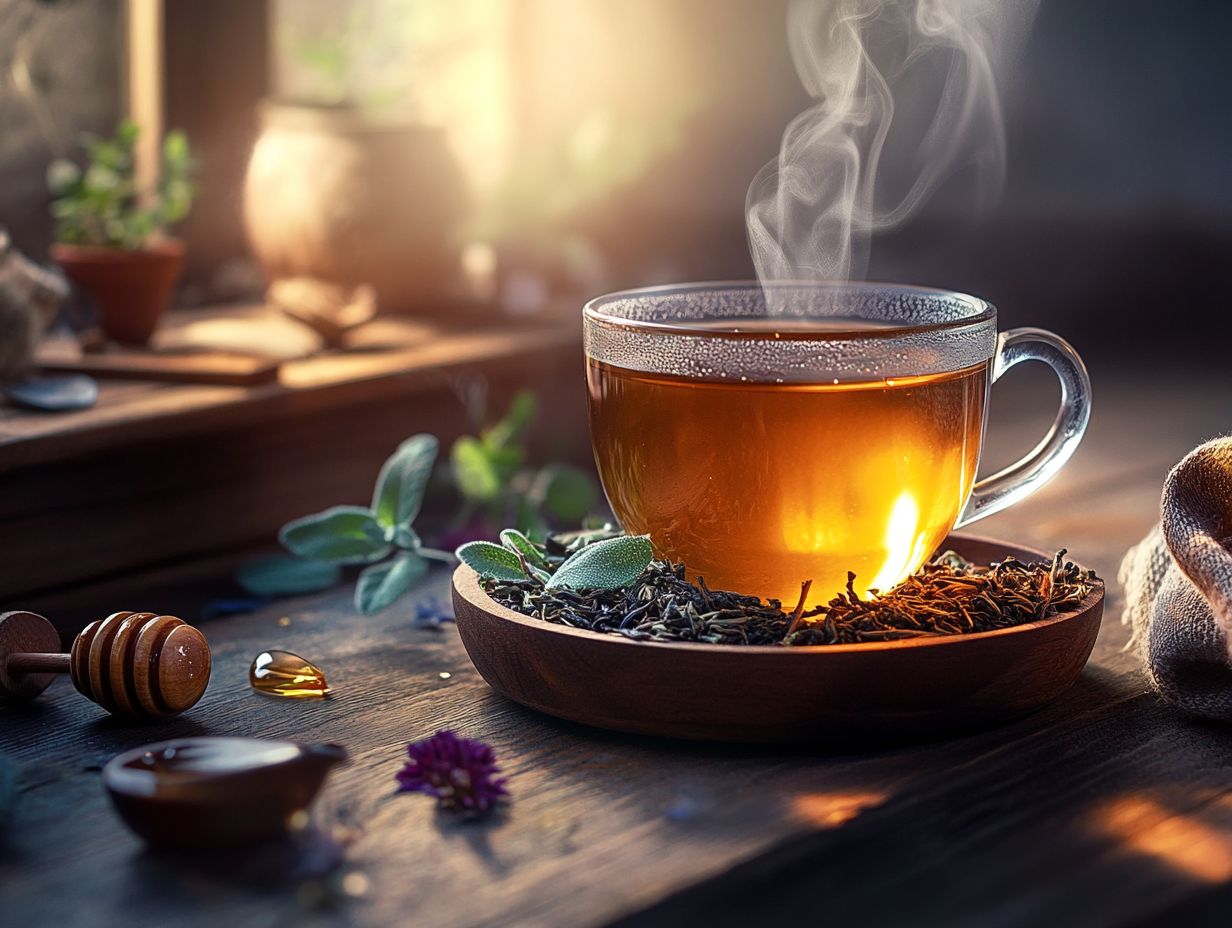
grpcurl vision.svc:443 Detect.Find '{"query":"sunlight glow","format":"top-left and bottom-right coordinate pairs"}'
top-left (1093, 795), bottom-right (1232, 883)
top-left (792, 791), bottom-right (887, 828)
top-left (869, 491), bottom-right (927, 594)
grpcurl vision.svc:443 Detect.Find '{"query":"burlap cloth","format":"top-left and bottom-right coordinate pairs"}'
top-left (1120, 437), bottom-right (1232, 719)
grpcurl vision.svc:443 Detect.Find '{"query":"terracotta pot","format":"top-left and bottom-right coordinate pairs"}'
top-left (243, 102), bottom-right (469, 314)
top-left (51, 241), bottom-right (185, 346)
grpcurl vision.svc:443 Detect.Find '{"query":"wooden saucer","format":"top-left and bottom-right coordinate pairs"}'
top-left (452, 534), bottom-right (1105, 743)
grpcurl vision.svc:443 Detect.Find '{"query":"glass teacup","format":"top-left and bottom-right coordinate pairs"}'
top-left (584, 282), bottom-right (1090, 605)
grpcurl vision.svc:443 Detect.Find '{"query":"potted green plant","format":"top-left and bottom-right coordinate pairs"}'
top-left (47, 119), bottom-right (194, 346)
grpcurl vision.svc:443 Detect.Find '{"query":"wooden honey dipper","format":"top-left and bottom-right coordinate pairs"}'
top-left (0, 610), bottom-right (211, 718)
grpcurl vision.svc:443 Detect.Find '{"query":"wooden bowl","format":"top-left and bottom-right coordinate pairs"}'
top-left (452, 534), bottom-right (1105, 743)
top-left (103, 738), bottom-right (347, 848)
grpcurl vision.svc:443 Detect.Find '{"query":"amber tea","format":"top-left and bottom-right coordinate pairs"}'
top-left (582, 282), bottom-right (1090, 608)
top-left (589, 356), bottom-right (988, 605)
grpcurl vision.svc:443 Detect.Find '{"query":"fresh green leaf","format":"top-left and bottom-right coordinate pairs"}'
top-left (533, 464), bottom-right (598, 523)
top-left (49, 119), bottom-right (193, 248)
top-left (279, 505), bottom-right (391, 564)
top-left (484, 443), bottom-right (525, 475)
top-left (163, 129), bottom-right (190, 166)
top-left (355, 551), bottom-right (428, 614)
top-left (392, 525), bottom-right (421, 550)
top-left (482, 390), bottom-right (537, 450)
top-left (84, 164), bottom-right (120, 193)
top-left (515, 497), bottom-right (549, 541)
top-left (546, 534), bottom-right (653, 590)
top-left (235, 555), bottom-right (341, 597)
top-left (455, 540), bottom-right (527, 581)
top-left (115, 118), bottom-right (140, 147)
top-left (371, 434), bottom-right (438, 528)
top-left (46, 158), bottom-right (81, 195)
top-left (451, 436), bottom-right (502, 502)
top-left (500, 529), bottom-right (549, 570)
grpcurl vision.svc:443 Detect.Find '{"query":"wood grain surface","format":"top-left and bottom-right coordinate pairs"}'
top-left (1, 364), bottom-right (1230, 928)
top-left (39, 350), bottom-right (282, 386)
top-left (452, 536), bottom-right (1104, 742)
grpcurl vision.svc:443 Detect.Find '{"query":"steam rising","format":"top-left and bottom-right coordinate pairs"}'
top-left (747, 0), bottom-right (1039, 286)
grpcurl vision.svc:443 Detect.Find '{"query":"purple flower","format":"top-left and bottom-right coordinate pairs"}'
top-left (395, 730), bottom-right (508, 816)
top-left (413, 596), bottom-right (455, 629)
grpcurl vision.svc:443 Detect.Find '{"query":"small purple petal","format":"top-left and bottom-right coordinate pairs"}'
top-left (395, 730), bottom-right (508, 816)
top-left (413, 596), bottom-right (455, 628)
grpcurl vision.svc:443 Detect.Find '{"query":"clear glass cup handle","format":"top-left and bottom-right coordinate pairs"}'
top-left (955, 327), bottom-right (1092, 527)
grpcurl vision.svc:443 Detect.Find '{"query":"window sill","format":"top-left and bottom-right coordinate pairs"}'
top-left (0, 302), bottom-right (583, 611)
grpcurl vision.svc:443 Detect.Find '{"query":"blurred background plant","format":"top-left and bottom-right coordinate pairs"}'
top-left (275, 0), bottom-right (468, 115)
top-left (448, 389), bottom-right (599, 543)
top-left (236, 387), bottom-right (604, 613)
top-left (273, 0), bottom-right (698, 278)
top-left (47, 118), bottom-right (193, 249)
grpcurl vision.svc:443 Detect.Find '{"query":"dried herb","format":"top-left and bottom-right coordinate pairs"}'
top-left (482, 549), bottom-right (1100, 647)
top-left (484, 560), bottom-right (802, 645)
top-left (783, 549), bottom-right (1099, 645)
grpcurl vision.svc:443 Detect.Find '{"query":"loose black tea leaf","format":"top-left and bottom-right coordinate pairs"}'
top-left (783, 550), bottom-right (1099, 645)
top-left (484, 560), bottom-right (797, 645)
top-left (481, 549), bottom-right (1101, 647)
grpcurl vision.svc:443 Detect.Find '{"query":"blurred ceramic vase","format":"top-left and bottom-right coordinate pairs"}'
top-left (243, 102), bottom-right (468, 314)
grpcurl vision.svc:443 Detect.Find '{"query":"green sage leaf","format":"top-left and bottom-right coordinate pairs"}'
top-left (280, 505), bottom-right (391, 564)
top-left (392, 525), bottom-right (421, 550)
top-left (514, 496), bottom-right (549, 542)
top-left (163, 129), bottom-right (190, 166)
top-left (355, 552), bottom-right (428, 615)
top-left (500, 529), bottom-right (549, 570)
top-left (455, 540), bottom-right (527, 581)
top-left (372, 434), bottom-right (439, 528)
top-left (235, 555), bottom-right (341, 597)
top-left (533, 464), bottom-right (598, 523)
top-left (451, 436), bottom-right (502, 502)
top-left (546, 534), bottom-right (653, 591)
top-left (482, 390), bottom-right (537, 450)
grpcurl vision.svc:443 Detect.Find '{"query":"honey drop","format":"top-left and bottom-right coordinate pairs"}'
top-left (249, 649), bottom-right (331, 698)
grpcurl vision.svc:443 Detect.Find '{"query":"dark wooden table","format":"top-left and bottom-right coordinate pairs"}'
top-left (3, 361), bottom-right (1231, 927)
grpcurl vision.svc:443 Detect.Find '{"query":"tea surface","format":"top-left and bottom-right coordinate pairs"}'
top-left (587, 359), bottom-right (988, 605)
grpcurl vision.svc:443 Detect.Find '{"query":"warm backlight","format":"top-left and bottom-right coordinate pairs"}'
top-left (588, 360), bottom-right (987, 605)
top-left (1093, 795), bottom-right (1232, 883)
